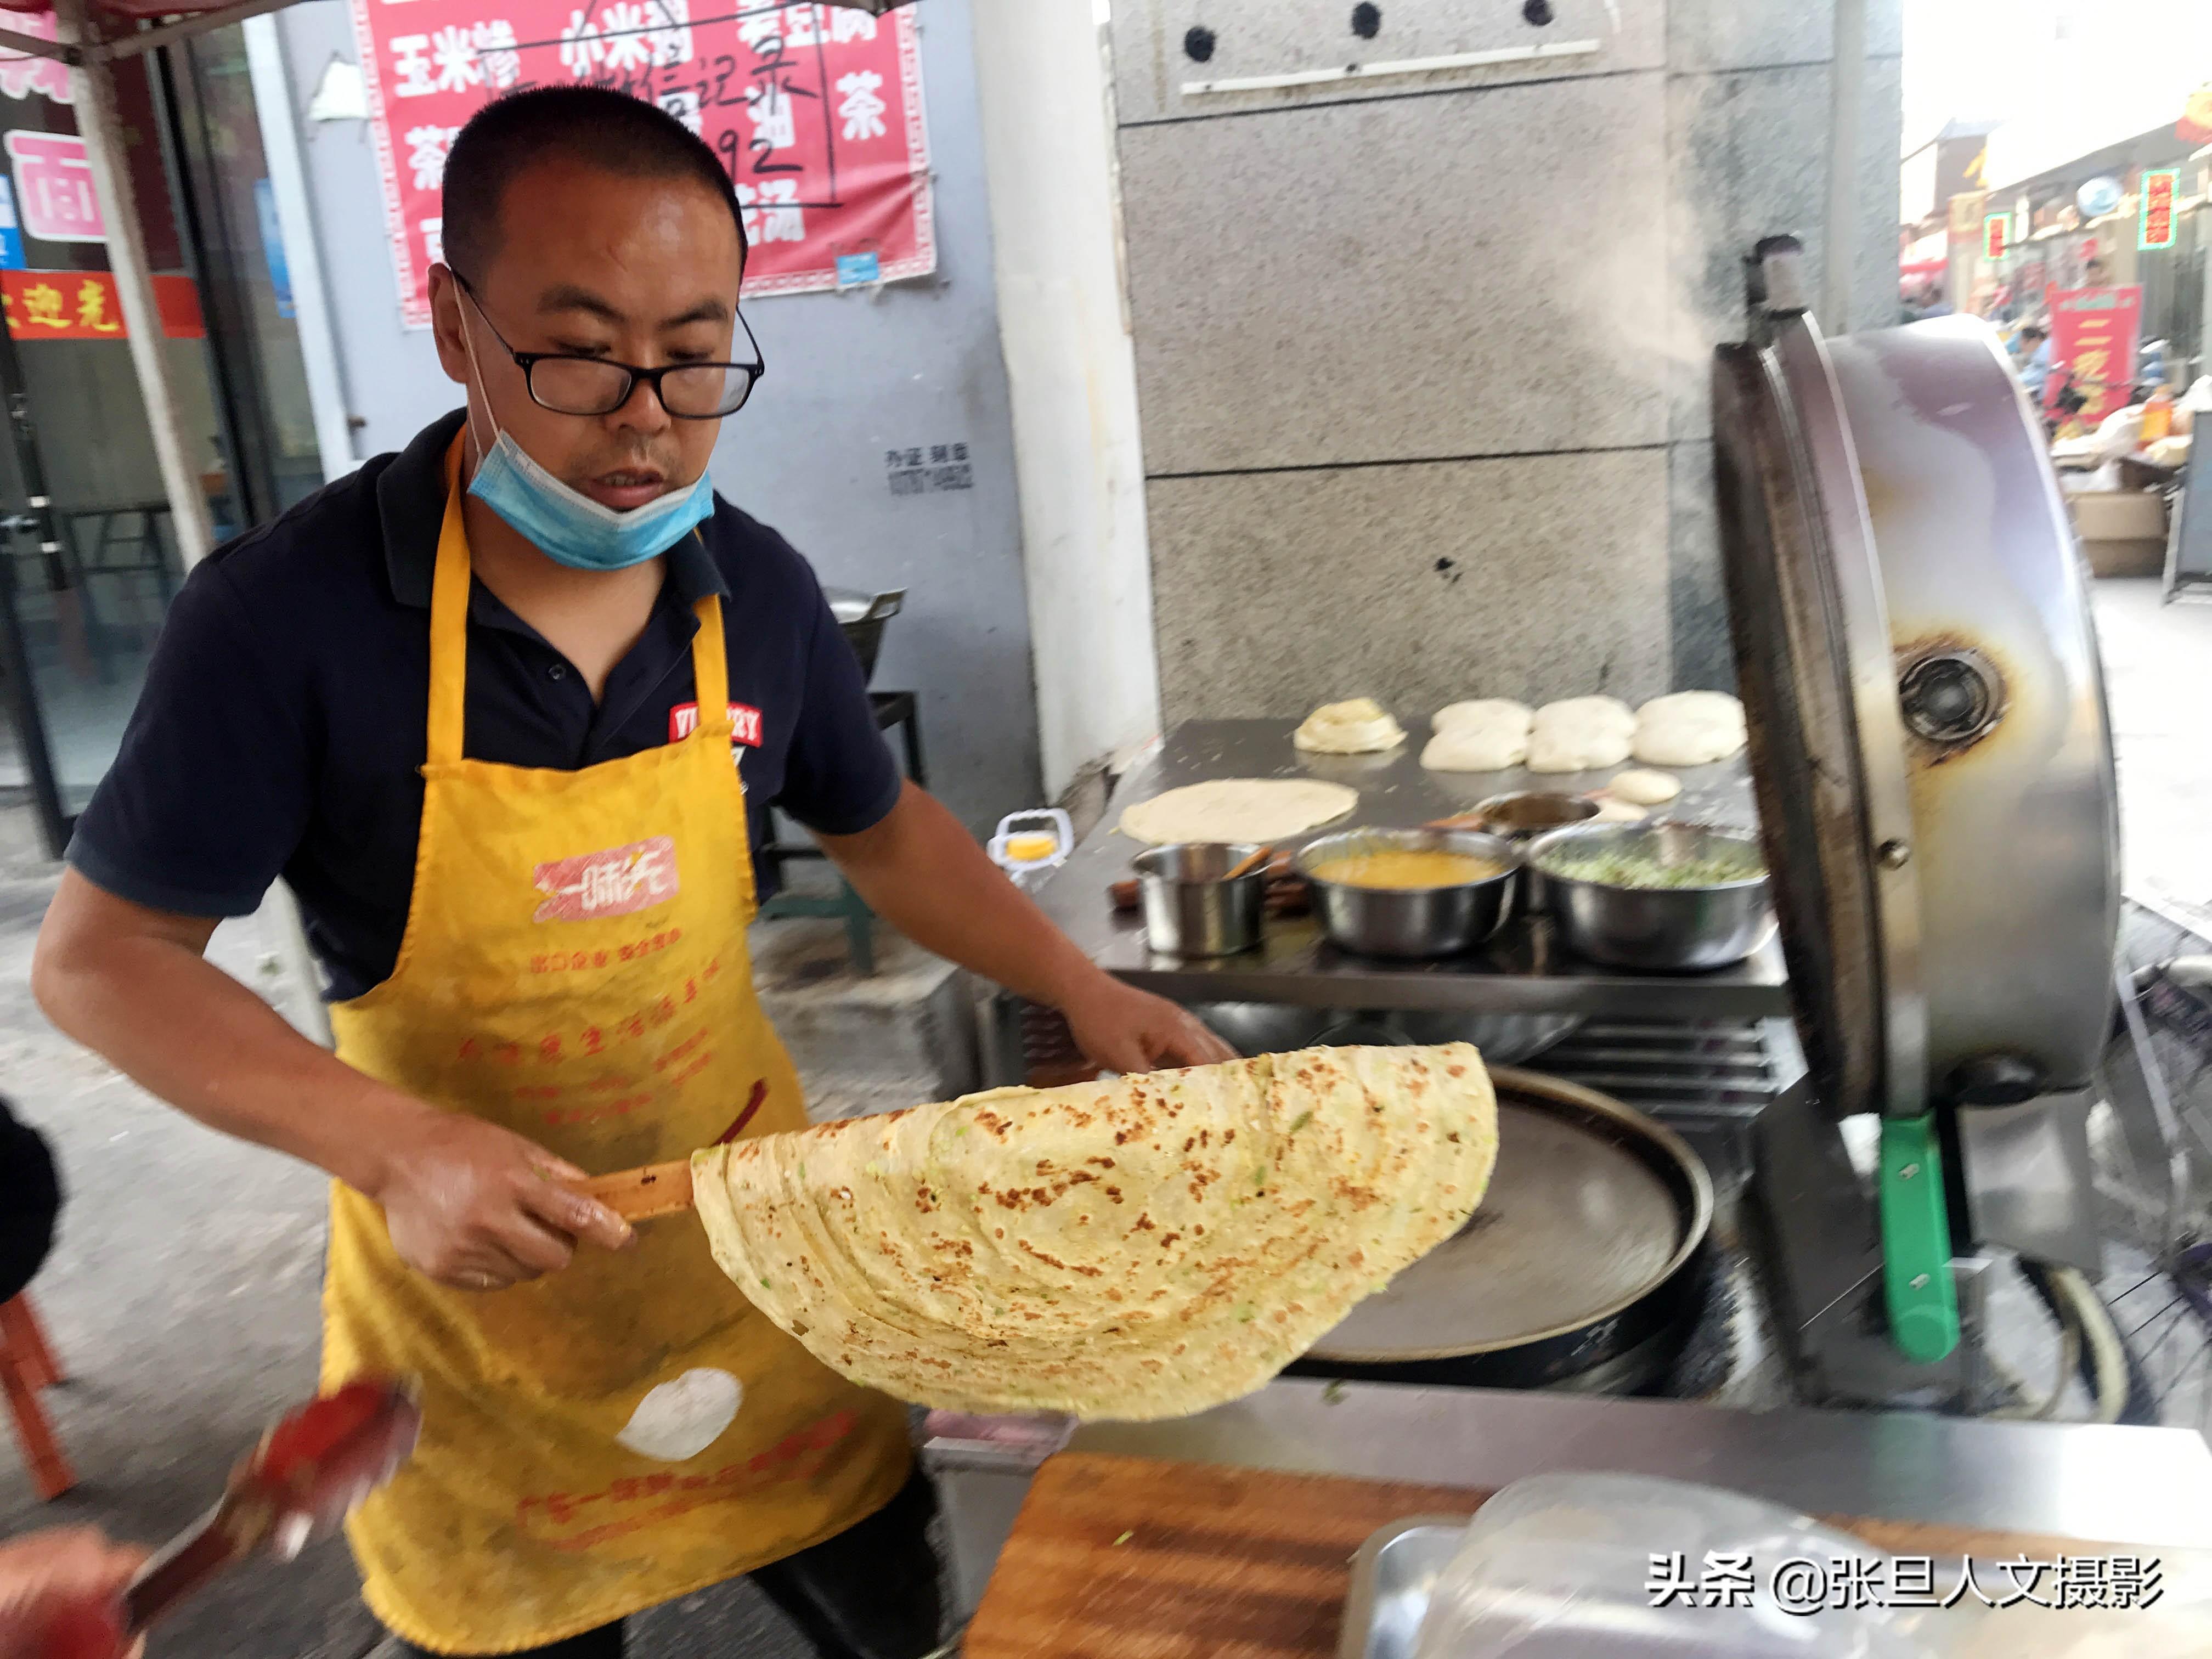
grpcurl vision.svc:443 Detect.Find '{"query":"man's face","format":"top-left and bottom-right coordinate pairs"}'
top-left (430, 155), bottom-right (743, 512)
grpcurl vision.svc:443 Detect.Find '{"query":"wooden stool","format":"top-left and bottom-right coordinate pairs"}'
top-left (0, 1293), bottom-right (72, 1499)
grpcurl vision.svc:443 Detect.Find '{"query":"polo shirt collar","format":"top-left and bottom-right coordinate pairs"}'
top-left (376, 410), bottom-right (730, 612)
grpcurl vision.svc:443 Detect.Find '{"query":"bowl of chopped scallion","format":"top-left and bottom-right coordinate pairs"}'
top-left (1527, 822), bottom-right (1775, 970)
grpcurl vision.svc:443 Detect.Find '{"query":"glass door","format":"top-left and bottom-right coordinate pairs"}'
top-left (0, 20), bottom-right (324, 854)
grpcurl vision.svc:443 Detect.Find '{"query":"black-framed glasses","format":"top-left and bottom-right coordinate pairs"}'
top-left (456, 275), bottom-right (764, 419)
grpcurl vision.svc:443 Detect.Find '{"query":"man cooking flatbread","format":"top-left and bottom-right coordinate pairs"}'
top-left (32, 87), bottom-right (1231, 1659)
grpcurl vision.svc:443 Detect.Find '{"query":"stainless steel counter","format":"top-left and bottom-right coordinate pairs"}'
top-left (1031, 720), bottom-right (1789, 1016)
top-left (1068, 1378), bottom-right (2212, 1549)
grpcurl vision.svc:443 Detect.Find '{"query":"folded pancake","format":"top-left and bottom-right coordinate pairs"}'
top-left (691, 1044), bottom-right (1498, 1420)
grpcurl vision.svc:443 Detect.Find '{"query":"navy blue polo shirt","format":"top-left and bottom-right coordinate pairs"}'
top-left (68, 410), bottom-right (902, 1001)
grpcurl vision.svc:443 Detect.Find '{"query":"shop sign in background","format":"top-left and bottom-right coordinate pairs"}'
top-left (349, 0), bottom-right (935, 327)
top-left (2045, 285), bottom-right (2143, 428)
top-left (0, 269), bottom-right (206, 340)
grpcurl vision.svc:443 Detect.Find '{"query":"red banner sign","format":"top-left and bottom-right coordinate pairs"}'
top-left (1982, 213), bottom-right (2008, 261)
top-left (2138, 168), bottom-right (2179, 252)
top-left (349, 0), bottom-right (934, 326)
top-left (0, 269), bottom-right (205, 340)
top-left (2045, 285), bottom-right (2143, 428)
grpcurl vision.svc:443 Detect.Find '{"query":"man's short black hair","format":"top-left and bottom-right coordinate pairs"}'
top-left (2020, 321), bottom-right (2048, 339)
top-left (441, 86), bottom-right (746, 284)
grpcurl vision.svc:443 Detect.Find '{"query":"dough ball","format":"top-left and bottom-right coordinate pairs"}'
top-left (1527, 698), bottom-right (1635, 773)
top-left (1607, 768), bottom-right (1681, 806)
top-left (1588, 796), bottom-right (1649, 823)
top-left (1636, 691), bottom-right (1745, 729)
top-left (1539, 696), bottom-right (1636, 735)
top-left (1633, 715), bottom-right (1746, 768)
top-left (1294, 697), bottom-right (1406, 754)
top-left (1433, 699), bottom-right (1533, 736)
top-left (1632, 691), bottom-right (1747, 767)
top-left (1421, 724), bottom-right (1530, 772)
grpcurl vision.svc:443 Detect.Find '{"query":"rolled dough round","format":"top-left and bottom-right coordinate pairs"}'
top-left (1527, 697), bottom-right (1636, 773)
top-left (1607, 768), bottom-right (1682, 805)
top-left (1421, 724), bottom-right (1530, 772)
top-left (1433, 699), bottom-right (1533, 735)
top-left (1588, 796), bottom-right (1649, 823)
top-left (1120, 778), bottom-right (1361, 846)
top-left (1293, 697), bottom-right (1406, 754)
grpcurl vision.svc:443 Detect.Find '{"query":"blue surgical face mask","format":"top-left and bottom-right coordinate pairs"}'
top-left (459, 305), bottom-right (715, 572)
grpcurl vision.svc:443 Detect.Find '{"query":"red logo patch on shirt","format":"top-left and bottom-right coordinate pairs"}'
top-left (533, 836), bottom-right (680, 922)
top-left (669, 701), bottom-right (763, 747)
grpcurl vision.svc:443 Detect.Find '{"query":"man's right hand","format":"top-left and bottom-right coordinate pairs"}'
top-left (369, 1111), bottom-right (635, 1291)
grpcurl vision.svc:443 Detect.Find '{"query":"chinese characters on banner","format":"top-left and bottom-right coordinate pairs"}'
top-left (0, 269), bottom-right (206, 341)
top-left (2138, 168), bottom-right (2179, 252)
top-left (2046, 286), bottom-right (2143, 429)
top-left (349, 0), bottom-right (934, 326)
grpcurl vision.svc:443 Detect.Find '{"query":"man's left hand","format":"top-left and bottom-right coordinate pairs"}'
top-left (1057, 975), bottom-right (1237, 1074)
top-left (0, 1527), bottom-right (146, 1659)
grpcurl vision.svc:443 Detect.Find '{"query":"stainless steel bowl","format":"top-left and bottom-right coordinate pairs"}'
top-left (1132, 843), bottom-right (1265, 957)
top-left (1472, 792), bottom-right (1602, 839)
top-left (1295, 828), bottom-right (1521, 959)
top-left (1529, 821), bottom-right (1775, 972)
top-left (1472, 793), bottom-right (1604, 909)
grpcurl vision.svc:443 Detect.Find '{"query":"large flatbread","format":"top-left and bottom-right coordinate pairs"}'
top-left (1119, 777), bottom-right (1358, 845)
top-left (691, 1045), bottom-right (1498, 1420)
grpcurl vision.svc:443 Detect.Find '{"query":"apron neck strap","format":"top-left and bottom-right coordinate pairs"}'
top-left (691, 582), bottom-right (729, 721)
top-left (427, 438), bottom-right (472, 767)
top-left (427, 438), bottom-right (730, 766)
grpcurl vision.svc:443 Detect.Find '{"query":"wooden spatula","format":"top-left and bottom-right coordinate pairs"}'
top-left (578, 1159), bottom-right (696, 1221)
top-left (570, 1076), bottom-right (773, 1222)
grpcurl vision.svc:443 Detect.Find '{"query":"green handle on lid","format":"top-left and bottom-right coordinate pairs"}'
top-left (1878, 1114), bottom-right (1960, 1364)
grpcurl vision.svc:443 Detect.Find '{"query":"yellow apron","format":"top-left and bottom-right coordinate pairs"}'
top-left (321, 448), bottom-right (911, 1655)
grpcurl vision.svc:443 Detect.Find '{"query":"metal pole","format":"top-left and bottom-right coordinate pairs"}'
top-left (1823, 0), bottom-right (1867, 333)
top-left (242, 15), bottom-right (356, 484)
top-left (54, 0), bottom-right (216, 570)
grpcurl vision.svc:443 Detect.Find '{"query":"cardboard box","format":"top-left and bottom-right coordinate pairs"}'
top-left (2067, 488), bottom-right (2168, 577)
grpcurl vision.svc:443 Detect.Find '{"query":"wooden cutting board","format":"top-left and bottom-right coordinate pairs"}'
top-left (962, 1452), bottom-right (2118, 1659)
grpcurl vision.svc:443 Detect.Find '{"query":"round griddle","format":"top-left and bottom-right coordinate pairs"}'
top-left (1294, 1068), bottom-right (1713, 1390)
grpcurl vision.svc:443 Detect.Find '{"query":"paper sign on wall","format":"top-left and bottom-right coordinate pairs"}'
top-left (348, 0), bottom-right (936, 327)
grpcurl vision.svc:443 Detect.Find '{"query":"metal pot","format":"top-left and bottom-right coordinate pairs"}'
top-left (1531, 822), bottom-right (1775, 972)
top-left (1295, 828), bottom-right (1521, 960)
top-left (1132, 843), bottom-right (1265, 957)
top-left (824, 587), bottom-right (904, 684)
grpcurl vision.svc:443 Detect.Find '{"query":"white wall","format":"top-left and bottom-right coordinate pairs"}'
top-left (968, 0), bottom-right (1159, 798)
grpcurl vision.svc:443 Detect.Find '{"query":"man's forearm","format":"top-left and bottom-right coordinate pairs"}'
top-left (817, 783), bottom-right (1100, 1008)
top-left (33, 876), bottom-right (429, 1194)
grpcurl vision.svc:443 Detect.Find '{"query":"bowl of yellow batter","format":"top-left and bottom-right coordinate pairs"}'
top-left (1295, 827), bottom-right (1522, 958)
